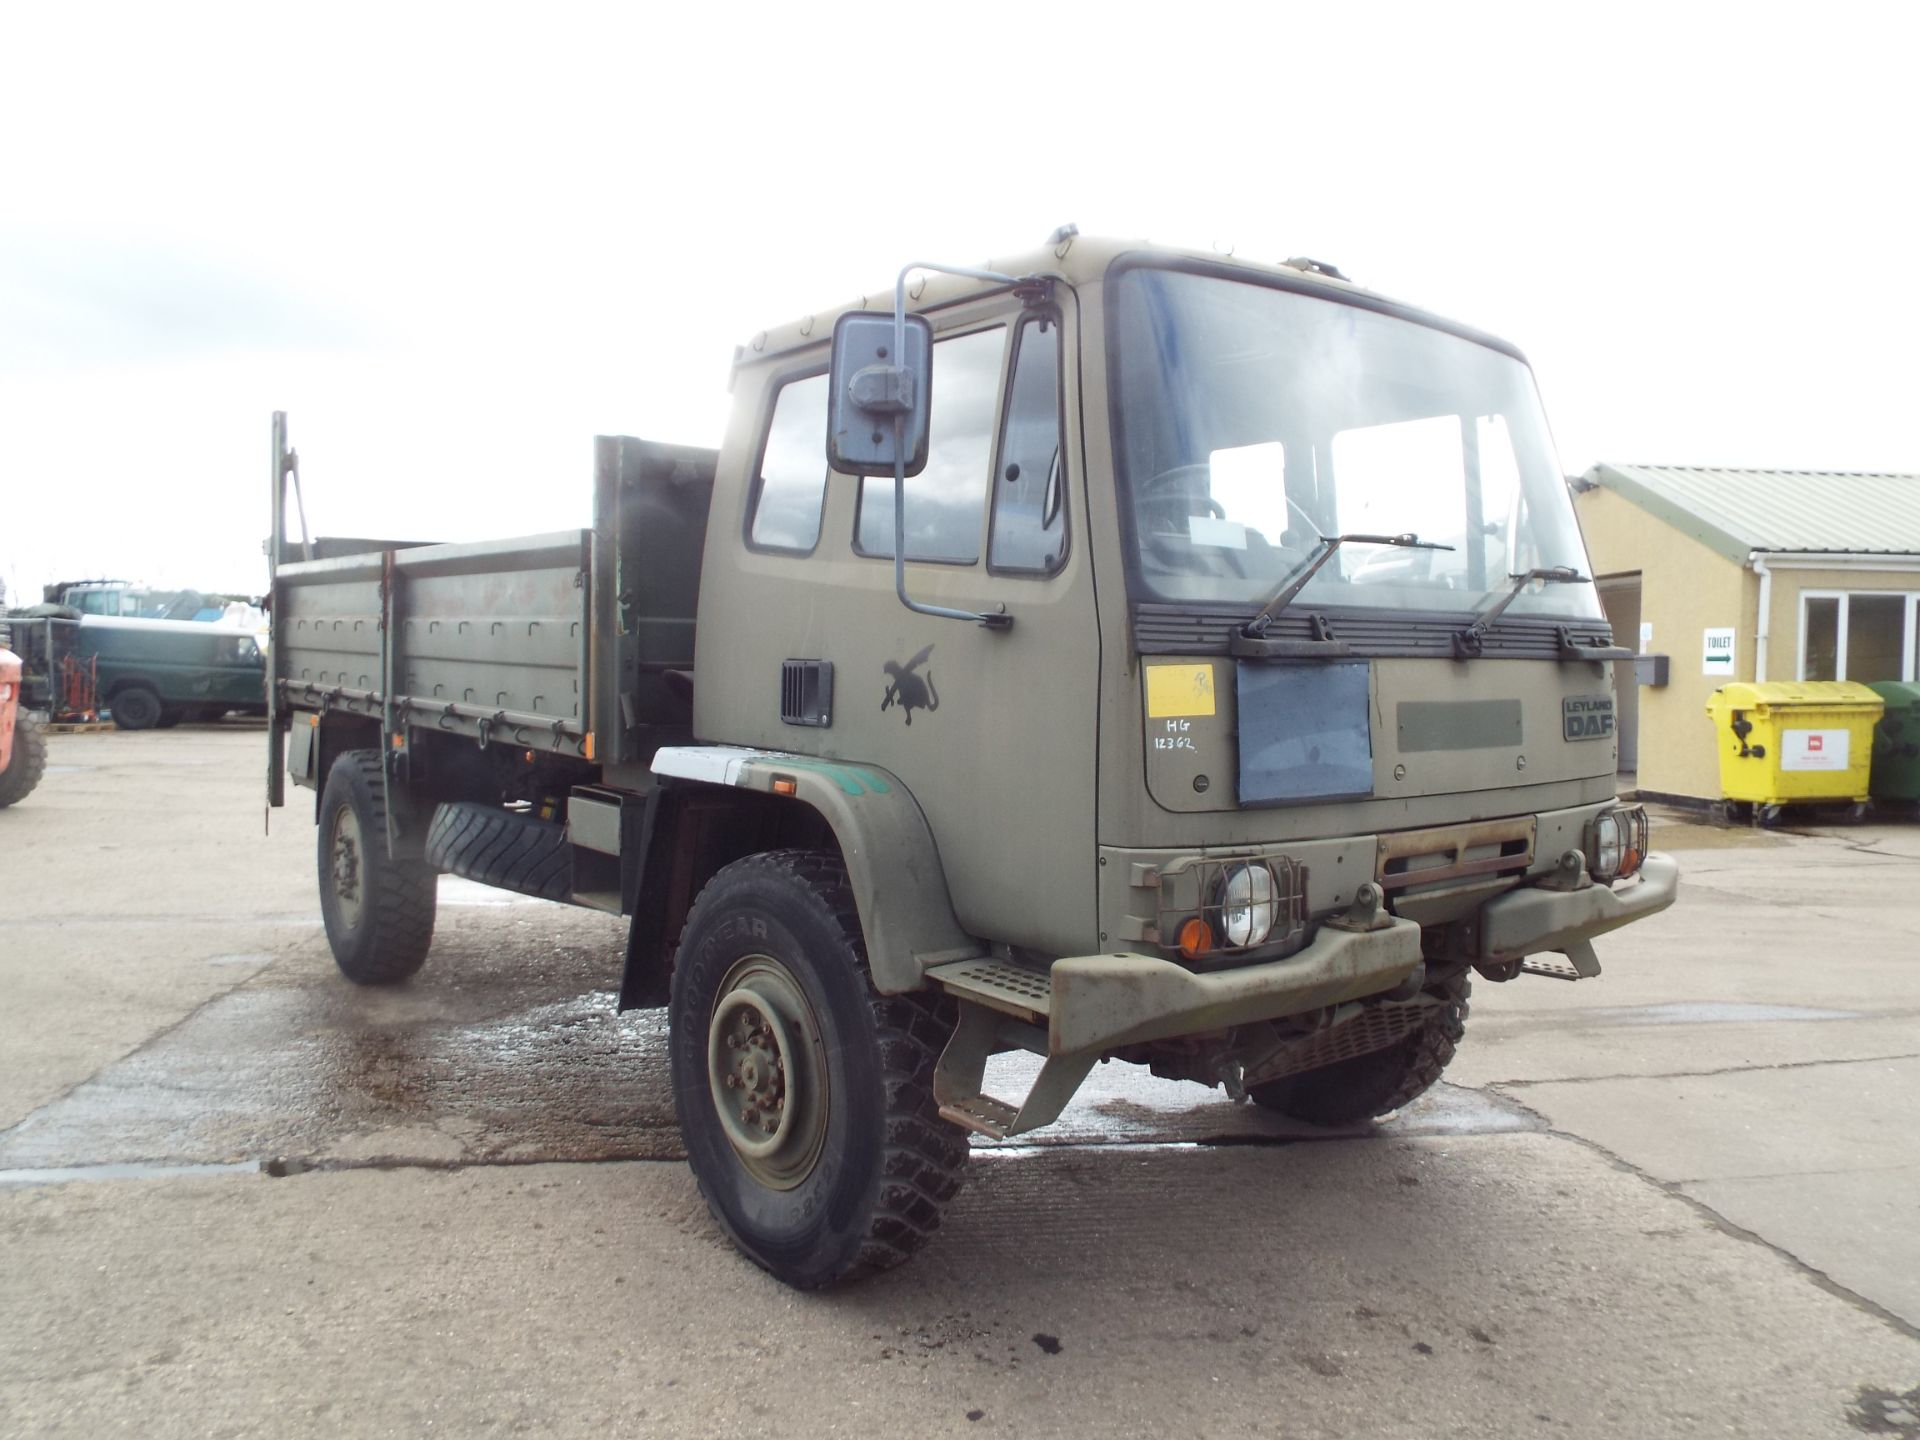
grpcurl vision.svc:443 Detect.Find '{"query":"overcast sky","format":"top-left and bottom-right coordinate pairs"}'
top-left (2, 2), bottom-right (1914, 601)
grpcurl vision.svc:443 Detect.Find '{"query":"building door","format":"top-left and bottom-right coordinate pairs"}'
top-left (1596, 573), bottom-right (1642, 775)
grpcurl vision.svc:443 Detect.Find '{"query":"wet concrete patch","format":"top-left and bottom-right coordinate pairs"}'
top-left (1852, 1382), bottom-right (1920, 1438)
top-left (0, 877), bottom-right (1543, 1177)
top-left (0, 904), bottom-right (677, 1173)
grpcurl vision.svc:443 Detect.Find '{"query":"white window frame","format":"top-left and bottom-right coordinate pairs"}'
top-left (1796, 589), bottom-right (1920, 682)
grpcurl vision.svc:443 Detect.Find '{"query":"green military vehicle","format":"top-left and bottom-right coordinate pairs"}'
top-left (72, 617), bottom-right (269, 730)
top-left (267, 232), bottom-right (1678, 1288)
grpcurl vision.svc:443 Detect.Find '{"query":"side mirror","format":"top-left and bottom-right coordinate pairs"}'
top-left (826, 311), bottom-right (932, 478)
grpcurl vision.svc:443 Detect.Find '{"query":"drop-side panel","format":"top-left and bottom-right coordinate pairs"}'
top-left (396, 535), bottom-right (590, 723)
top-left (274, 531), bottom-right (592, 751)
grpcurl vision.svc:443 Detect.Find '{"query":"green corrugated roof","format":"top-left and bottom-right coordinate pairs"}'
top-left (1580, 463), bottom-right (1920, 565)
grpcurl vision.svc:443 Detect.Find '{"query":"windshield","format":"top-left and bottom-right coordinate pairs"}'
top-left (1111, 266), bottom-right (1602, 622)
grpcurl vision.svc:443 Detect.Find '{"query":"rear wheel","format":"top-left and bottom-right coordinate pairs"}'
top-left (317, 750), bottom-right (437, 984)
top-left (0, 711), bottom-right (47, 807)
top-left (1248, 974), bottom-right (1471, 1126)
top-left (669, 850), bottom-right (968, 1289)
top-left (109, 684), bottom-right (162, 731)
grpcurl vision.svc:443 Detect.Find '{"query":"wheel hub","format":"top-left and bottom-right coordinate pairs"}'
top-left (706, 957), bottom-right (827, 1189)
top-left (329, 808), bottom-right (364, 927)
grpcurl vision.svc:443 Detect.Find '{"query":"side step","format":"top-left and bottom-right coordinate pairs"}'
top-left (926, 960), bottom-right (1092, 1140)
top-left (928, 958), bottom-right (1052, 1024)
top-left (1520, 939), bottom-right (1602, 981)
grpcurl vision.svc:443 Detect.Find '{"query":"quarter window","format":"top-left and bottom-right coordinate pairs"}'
top-left (857, 326), bottom-right (1005, 563)
top-left (748, 373), bottom-right (830, 553)
top-left (988, 316), bottom-right (1067, 574)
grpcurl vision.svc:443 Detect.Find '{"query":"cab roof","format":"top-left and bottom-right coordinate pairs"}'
top-left (735, 234), bottom-right (1461, 370)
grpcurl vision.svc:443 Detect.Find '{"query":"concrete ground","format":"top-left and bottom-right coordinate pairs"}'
top-left (2, 728), bottom-right (1918, 1438)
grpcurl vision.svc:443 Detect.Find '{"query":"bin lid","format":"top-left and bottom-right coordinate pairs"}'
top-left (1867, 680), bottom-right (1920, 708)
top-left (1705, 680), bottom-right (1885, 715)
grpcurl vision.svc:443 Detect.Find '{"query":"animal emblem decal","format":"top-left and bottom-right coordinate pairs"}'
top-left (881, 644), bottom-right (939, 726)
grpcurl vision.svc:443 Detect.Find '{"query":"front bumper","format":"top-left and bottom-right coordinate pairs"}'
top-left (1045, 915), bottom-right (1423, 1055)
top-left (935, 855), bottom-right (1677, 1062)
top-left (1476, 853), bottom-right (1680, 964)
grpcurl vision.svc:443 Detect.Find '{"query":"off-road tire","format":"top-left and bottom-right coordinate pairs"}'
top-left (317, 750), bottom-right (437, 984)
top-left (669, 849), bottom-right (968, 1289)
top-left (0, 710), bottom-right (47, 807)
top-left (109, 684), bottom-right (162, 731)
top-left (155, 708), bottom-right (184, 729)
top-left (424, 800), bottom-right (572, 902)
top-left (1248, 974), bottom-right (1471, 1126)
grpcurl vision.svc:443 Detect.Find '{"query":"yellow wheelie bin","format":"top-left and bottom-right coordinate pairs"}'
top-left (1705, 681), bottom-right (1883, 825)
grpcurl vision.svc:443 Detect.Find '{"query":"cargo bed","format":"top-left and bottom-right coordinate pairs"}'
top-left (267, 431), bottom-right (717, 799)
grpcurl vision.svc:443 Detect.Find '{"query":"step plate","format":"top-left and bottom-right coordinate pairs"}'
top-left (938, 1095), bottom-right (1020, 1139)
top-left (929, 959), bottom-right (1053, 1022)
top-left (1519, 956), bottom-right (1585, 981)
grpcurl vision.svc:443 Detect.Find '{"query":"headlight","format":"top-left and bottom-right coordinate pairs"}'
top-left (1591, 812), bottom-right (1623, 882)
top-left (1220, 862), bottom-right (1278, 948)
top-left (1589, 805), bottom-right (1649, 883)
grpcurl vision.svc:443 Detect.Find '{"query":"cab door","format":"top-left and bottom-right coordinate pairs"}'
top-left (696, 286), bottom-right (1101, 957)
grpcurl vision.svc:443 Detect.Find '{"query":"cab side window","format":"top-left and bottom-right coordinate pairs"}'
top-left (988, 315), bottom-right (1066, 574)
top-left (748, 372), bottom-right (830, 553)
top-left (856, 326), bottom-right (1004, 563)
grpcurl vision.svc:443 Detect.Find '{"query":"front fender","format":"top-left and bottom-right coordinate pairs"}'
top-left (649, 746), bottom-right (976, 993)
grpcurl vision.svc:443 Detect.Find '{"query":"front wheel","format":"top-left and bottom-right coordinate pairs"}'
top-left (669, 850), bottom-right (968, 1289)
top-left (109, 684), bottom-right (162, 731)
top-left (317, 750), bottom-right (437, 984)
top-left (1249, 974), bottom-right (1470, 1126)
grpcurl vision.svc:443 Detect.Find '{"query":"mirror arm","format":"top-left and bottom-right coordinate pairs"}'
top-left (885, 262), bottom-right (1026, 633)
top-left (892, 414), bottom-right (1012, 631)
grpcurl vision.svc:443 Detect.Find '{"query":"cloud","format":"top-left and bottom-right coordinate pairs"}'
top-left (0, 226), bottom-right (371, 372)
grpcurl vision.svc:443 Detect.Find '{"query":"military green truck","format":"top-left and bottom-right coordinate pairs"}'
top-left (267, 232), bottom-right (1678, 1288)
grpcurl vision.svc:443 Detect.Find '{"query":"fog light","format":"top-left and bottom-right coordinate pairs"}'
top-left (1220, 862), bottom-right (1278, 948)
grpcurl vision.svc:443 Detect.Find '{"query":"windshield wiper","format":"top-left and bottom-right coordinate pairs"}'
top-left (1452, 566), bottom-right (1588, 658)
top-left (1241, 532), bottom-right (1454, 639)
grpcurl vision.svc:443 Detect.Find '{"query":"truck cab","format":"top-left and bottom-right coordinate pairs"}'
top-left (269, 234), bottom-right (1676, 1288)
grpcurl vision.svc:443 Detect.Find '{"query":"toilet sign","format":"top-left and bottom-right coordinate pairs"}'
top-left (1702, 627), bottom-right (1736, 676)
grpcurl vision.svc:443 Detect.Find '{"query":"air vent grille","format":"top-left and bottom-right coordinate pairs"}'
top-left (780, 659), bottom-right (833, 727)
